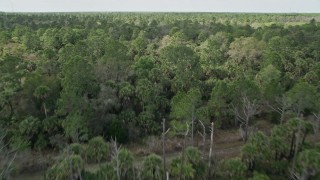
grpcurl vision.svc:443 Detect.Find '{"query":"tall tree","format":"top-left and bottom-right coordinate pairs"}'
top-left (171, 88), bottom-right (201, 146)
top-left (160, 44), bottom-right (201, 92)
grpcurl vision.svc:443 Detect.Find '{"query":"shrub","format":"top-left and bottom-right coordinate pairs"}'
top-left (86, 136), bottom-right (109, 163)
top-left (142, 154), bottom-right (163, 180)
top-left (46, 155), bottom-right (84, 180)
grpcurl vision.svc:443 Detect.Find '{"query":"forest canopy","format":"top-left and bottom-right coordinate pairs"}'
top-left (0, 12), bottom-right (320, 179)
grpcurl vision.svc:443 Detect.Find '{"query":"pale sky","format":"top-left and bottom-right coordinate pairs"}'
top-left (1, 0), bottom-right (320, 13)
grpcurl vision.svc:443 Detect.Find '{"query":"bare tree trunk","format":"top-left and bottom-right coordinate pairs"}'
top-left (280, 107), bottom-right (285, 124)
top-left (292, 123), bottom-right (301, 170)
top-left (162, 119), bottom-right (170, 180)
top-left (180, 123), bottom-right (189, 180)
top-left (208, 122), bottom-right (214, 178)
top-left (267, 96), bottom-right (288, 124)
top-left (198, 120), bottom-right (206, 153)
top-left (233, 96), bottom-right (258, 143)
top-left (312, 113), bottom-right (319, 133)
top-left (8, 101), bottom-right (14, 120)
top-left (112, 138), bottom-right (121, 180)
top-left (244, 117), bottom-right (249, 143)
top-left (43, 102), bottom-right (48, 118)
top-left (0, 130), bottom-right (16, 180)
top-left (191, 105), bottom-right (195, 147)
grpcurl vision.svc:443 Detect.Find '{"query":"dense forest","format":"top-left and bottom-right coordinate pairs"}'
top-left (0, 12), bottom-right (320, 180)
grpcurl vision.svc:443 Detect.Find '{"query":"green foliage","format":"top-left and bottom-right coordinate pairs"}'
top-left (1, 13), bottom-right (320, 179)
top-left (170, 157), bottom-right (195, 179)
top-left (142, 154), bottom-right (163, 180)
top-left (208, 80), bottom-right (232, 127)
top-left (169, 119), bottom-right (188, 136)
top-left (286, 81), bottom-right (318, 115)
top-left (295, 149), bottom-right (320, 179)
top-left (86, 136), bottom-right (109, 163)
top-left (249, 172), bottom-right (270, 180)
top-left (69, 143), bottom-right (83, 156)
top-left (227, 36), bottom-right (266, 74)
top-left (219, 158), bottom-right (246, 178)
top-left (185, 147), bottom-right (207, 179)
top-left (171, 88), bottom-right (201, 121)
top-left (133, 56), bottom-right (155, 78)
top-left (62, 112), bottom-right (88, 143)
top-left (46, 155), bottom-right (84, 180)
top-left (90, 162), bottom-right (118, 180)
top-left (115, 148), bottom-right (135, 179)
top-left (57, 55), bottom-right (99, 116)
top-left (160, 44), bottom-right (201, 92)
top-left (255, 64), bottom-right (282, 98)
top-left (241, 131), bottom-right (270, 171)
top-left (33, 85), bottom-right (50, 101)
top-left (109, 119), bottom-right (128, 143)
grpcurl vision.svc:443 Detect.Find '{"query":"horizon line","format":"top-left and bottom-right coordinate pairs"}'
top-left (1, 11), bottom-right (320, 14)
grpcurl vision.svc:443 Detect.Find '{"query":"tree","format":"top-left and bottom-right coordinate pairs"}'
top-left (171, 88), bottom-right (201, 146)
top-left (95, 38), bottom-right (131, 83)
top-left (58, 55), bottom-right (99, 141)
top-left (162, 118), bottom-right (169, 178)
top-left (270, 118), bottom-right (313, 163)
top-left (231, 78), bottom-right (260, 142)
top-left (293, 149), bottom-right (320, 180)
top-left (160, 44), bottom-right (201, 92)
top-left (40, 28), bottom-right (63, 50)
top-left (142, 154), bottom-right (163, 180)
top-left (111, 139), bottom-right (135, 180)
top-left (208, 122), bottom-right (215, 178)
top-left (241, 131), bottom-right (270, 171)
top-left (286, 81), bottom-right (318, 117)
top-left (233, 95), bottom-right (259, 143)
top-left (227, 37), bottom-right (266, 75)
top-left (0, 129), bottom-right (16, 180)
top-left (86, 136), bottom-right (109, 164)
top-left (255, 64), bottom-right (281, 98)
top-left (208, 80), bottom-right (233, 128)
top-left (170, 157), bottom-right (195, 180)
top-left (255, 64), bottom-right (289, 123)
top-left (58, 55), bottom-right (99, 116)
top-left (185, 147), bottom-right (207, 179)
top-left (131, 31), bottom-right (148, 59)
top-left (0, 56), bottom-right (25, 121)
top-left (117, 149), bottom-right (134, 179)
top-left (62, 112), bottom-right (88, 143)
top-left (14, 116), bottom-right (43, 150)
top-left (46, 155), bottom-right (84, 180)
top-left (219, 158), bottom-right (246, 178)
top-left (197, 32), bottom-right (231, 76)
top-left (33, 85), bottom-right (50, 118)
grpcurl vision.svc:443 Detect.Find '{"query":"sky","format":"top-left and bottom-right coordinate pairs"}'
top-left (1, 0), bottom-right (320, 13)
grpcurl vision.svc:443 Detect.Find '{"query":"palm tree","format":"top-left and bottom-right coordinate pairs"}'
top-left (33, 85), bottom-right (50, 118)
top-left (142, 154), bottom-right (163, 180)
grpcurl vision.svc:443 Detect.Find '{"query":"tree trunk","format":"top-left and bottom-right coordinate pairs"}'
top-left (280, 108), bottom-right (285, 124)
top-left (191, 105), bottom-right (195, 147)
top-left (162, 119), bottom-right (167, 180)
top-left (199, 120), bottom-right (206, 153)
top-left (43, 102), bottom-right (48, 118)
top-left (180, 123), bottom-right (189, 180)
top-left (244, 118), bottom-right (249, 143)
top-left (208, 122), bottom-right (214, 178)
top-left (8, 101), bottom-right (14, 120)
top-left (289, 131), bottom-right (296, 160)
top-left (292, 123), bottom-right (301, 170)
